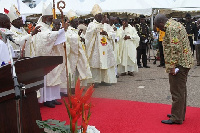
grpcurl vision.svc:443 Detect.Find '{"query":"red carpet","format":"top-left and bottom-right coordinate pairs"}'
top-left (40, 97), bottom-right (200, 133)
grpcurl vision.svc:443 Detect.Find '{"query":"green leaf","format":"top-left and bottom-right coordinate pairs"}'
top-left (36, 119), bottom-right (70, 133)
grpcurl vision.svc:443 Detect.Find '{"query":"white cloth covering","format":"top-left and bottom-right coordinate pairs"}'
top-left (0, 39), bottom-right (14, 66)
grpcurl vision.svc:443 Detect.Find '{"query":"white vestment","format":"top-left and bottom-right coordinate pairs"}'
top-left (116, 24), bottom-right (140, 73)
top-left (85, 20), bottom-right (116, 83)
top-left (0, 39), bottom-right (14, 66)
top-left (10, 25), bottom-right (32, 57)
top-left (65, 26), bottom-right (92, 88)
top-left (107, 24), bottom-right (121, 75)
top-left (32, 21), bottom-right (67, 102)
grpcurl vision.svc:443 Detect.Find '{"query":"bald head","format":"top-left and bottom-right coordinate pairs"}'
top-left (0, 13), bottom-right (11, 29)
top-left (154, 14), bottom-right (167, 25)
top-left (154, 14), bottom-right (168, 31)
top-left (197, 18), bottom-right (200, 29)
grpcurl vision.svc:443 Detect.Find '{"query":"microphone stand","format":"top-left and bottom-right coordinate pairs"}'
top-left (6, 38), bottom-right (24, 133)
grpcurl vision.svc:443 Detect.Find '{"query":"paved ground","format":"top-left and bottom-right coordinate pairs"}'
top-left (92, 54), bottom-right (200, 107)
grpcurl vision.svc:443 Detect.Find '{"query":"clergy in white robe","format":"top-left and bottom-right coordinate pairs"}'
top-left (65, 17), bottom-right (92, 88)
top-left (10, 24), bottom-right (32, 57)
top-left (108, 16), bottom-right (121, 77)
top-left (85, 5), bottom-right (117, 85)
top-left (65, 10), bottom-right (92, 89)
top-left (5, 5), bottom-right (33, 57)
top-left (116, 18), bottom-right (140, 76)
top-left (32, 3), bottom-right (67, 108)
top-left (0, 14), bottom-right (14, 66)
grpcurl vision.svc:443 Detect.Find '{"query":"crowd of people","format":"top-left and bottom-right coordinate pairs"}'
top-left (0, 3), bottom-right (200, 125)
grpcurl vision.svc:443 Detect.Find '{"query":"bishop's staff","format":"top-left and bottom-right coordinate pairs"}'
top-left (57, 0), bottom-right (70, 94)
top-left (53, 0), bottom-right (56, 19)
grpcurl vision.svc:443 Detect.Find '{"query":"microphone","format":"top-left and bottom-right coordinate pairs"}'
top-left (0, 28), bottom-right (14, 43)
top-left (0, 28), bottom-right (20, 46)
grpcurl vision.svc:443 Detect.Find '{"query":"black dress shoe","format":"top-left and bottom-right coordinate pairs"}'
top-left (167, 114), bottom-right (185, 121)
top-left (167, 114), bottom-right (172, 118)
top-left (44, 101), bottom-right (55, 108)
top-left (161, 119), bottom-right (182, 124)
top-left (116, 75), bottom-right (119, 78)
top-left (143, 65), bottom-right (150, 68)
top-left (94, 83), bottom-right (99, 88)
top-left (100, 82), bottom-right (112, 86)
top-left (121, 72), bottom-right (126, 76)
top-left (157, 64), bottom-right (164, 67)
top-left (138, 65), bottom-right (143, 68)
top-left (52, 100), bottom-right (62, 105)
top-left (128, 72), bottom-right (134, 76)
top-left (60, 92), bottom-right (68, 97)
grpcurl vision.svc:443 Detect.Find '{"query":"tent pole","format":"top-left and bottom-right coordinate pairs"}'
top-left (150, 9), bottom-right (154, 31)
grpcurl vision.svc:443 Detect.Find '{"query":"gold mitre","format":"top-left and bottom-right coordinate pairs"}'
top-left (4, 5), bottom-right (21, 22)
top-left (91, 4), bottom-right (102, 16)
top-left (66, 10), bottom-right (78, 21)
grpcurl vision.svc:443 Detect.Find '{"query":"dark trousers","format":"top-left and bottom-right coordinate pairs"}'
top-left (158, 41), bottom-right (165, 65)
top-left (169, 66), bottom-right (190, 123)
top-left (195, 44), bottom-right (200, 65)
top-left (188, 36), bottom-right (195, 55)
top-left (137, 48), bottom-right (147, 66)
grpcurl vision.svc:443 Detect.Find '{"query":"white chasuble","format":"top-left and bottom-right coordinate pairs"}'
top-left (32, 21), bottom-right (66, 87)
top-left (117, 24), bottom-right (140, 73)
top-left (10, 25), bottom-right (32, 57)
top-left (65, 26), bottom-right (92, 87)
top-left (85, 20), bottom-right (116, 83)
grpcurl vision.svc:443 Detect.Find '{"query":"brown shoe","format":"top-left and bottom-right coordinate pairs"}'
top-left (128, 72), bottom-right (134, 76)
top-left (121, 72), bottom-right (126, 76)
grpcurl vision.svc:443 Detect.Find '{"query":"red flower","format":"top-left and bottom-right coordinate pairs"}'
top-left (64, 78), bottom-right (94, 133)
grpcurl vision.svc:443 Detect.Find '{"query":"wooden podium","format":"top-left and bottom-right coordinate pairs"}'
top-left (0, 56), bottom-right (63, 133)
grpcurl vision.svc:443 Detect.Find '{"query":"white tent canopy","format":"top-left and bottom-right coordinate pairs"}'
top-left (99, 0), bottom-right (152, 16)
top-left (0, 0), bottom-right (177, 16)
top-left (145, 0), bottom-right (174, 9)
top-left (0, 0), bottom-right (33, 15)
top-left (173, 0), bottom-right (200, 8)
top-left (75, 0), bottom-right (103, 16)
top-left (171, 0), bottom-right (200, 12)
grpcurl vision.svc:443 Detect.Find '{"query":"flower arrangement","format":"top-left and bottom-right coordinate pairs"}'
top-left (36, 79), bottom-right (96, 133)
top-left (64, 79), bottom-right (94, 133)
